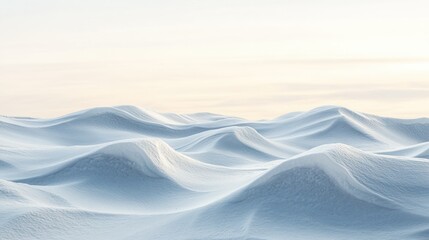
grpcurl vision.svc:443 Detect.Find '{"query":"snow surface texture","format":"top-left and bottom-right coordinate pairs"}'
top-left (1, 105), bottom-right (429, 240)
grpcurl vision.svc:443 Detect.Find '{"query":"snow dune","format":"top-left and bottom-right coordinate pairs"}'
top-left (1, 105), bottom-right (429, 240)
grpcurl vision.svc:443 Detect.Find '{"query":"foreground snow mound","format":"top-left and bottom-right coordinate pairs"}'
top-left (1, 106), bottom-right (429, 240)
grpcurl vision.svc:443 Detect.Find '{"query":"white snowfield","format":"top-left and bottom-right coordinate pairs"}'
top-left (1, 105), bottom-right (429, 240)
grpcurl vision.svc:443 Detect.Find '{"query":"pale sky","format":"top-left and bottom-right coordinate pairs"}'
top-left (1, 0), bottom-right (429, 119)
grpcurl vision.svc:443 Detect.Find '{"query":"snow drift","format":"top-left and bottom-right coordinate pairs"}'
top-left (1, 105), bottom-right (429, 240)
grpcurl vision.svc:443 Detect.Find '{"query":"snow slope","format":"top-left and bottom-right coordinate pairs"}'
top-left (1, 105), bottom-right (429, 240)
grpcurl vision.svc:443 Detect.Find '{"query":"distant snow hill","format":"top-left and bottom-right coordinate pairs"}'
top-left (1, 105), bottom-right (429, 240)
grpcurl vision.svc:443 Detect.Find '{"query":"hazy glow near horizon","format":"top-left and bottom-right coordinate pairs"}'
top-left (1, 0), bottom-right (429, 119)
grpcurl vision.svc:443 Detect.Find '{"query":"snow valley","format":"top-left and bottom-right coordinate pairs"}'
top-left (1, 105), bottom-right (429, 240)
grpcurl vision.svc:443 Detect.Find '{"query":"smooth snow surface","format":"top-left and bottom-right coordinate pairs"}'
top-left (1, 105), bottom-right (429, 240)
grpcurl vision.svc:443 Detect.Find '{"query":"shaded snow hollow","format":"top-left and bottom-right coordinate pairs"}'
top-left (1, 105), bottom-right (429, 240)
